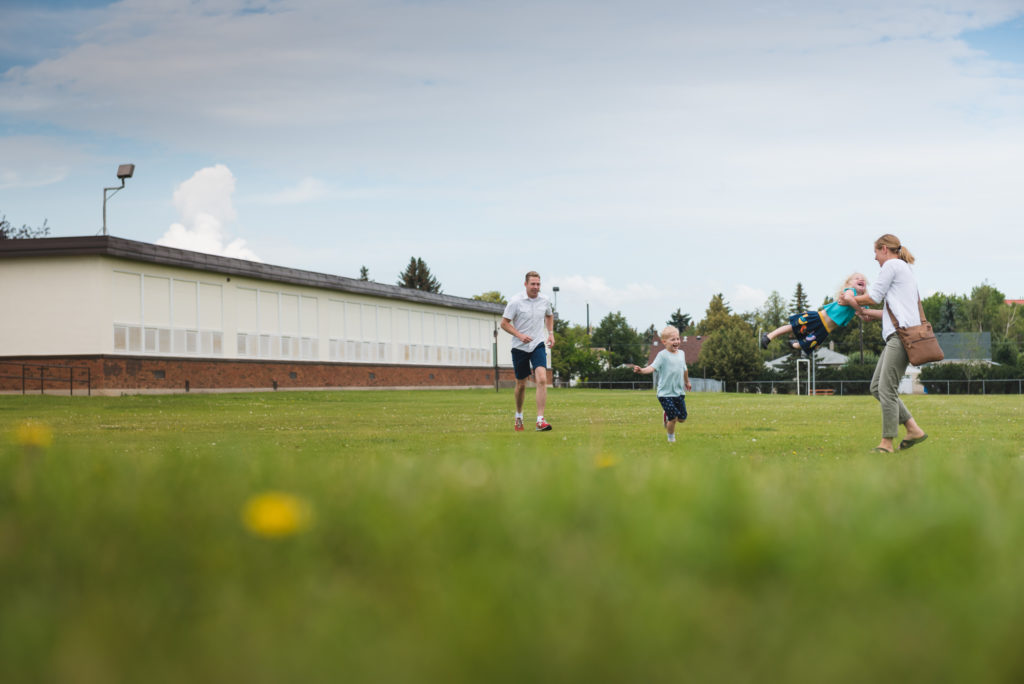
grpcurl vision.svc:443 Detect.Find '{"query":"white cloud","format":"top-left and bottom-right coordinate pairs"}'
top-left (3, 1), bottom-right (1024, 328)
top-left (732, 285), bottom-right (768, 312)
top-left (157, 164), bottom-right (260, 261)
top-left (250, 177), bottom-right (330, 205)
top-left (551, 274), bottom-right (664, 313)
top-left (0, 136), bottom-right (73, 189)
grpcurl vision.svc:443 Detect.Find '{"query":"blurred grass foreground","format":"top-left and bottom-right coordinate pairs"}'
top-left (2, 390), bottom-right (1024, 683)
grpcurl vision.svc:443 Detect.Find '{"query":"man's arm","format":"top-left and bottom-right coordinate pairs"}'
top-left (500, 317), bottom-right (531, 344)
top-left (545, 314), bottom-right (554, 347)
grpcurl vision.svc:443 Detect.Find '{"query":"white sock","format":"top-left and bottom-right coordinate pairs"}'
top-left (515, 412), bottom-right (523, 419)
top-left (537, 415), bottom-right (544, 424)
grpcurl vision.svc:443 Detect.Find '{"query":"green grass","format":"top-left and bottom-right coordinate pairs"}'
top-left (2, 390), bottom-right (1024, 683)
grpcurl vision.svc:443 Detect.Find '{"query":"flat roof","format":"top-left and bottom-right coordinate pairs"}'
top-left (0, 236), bottom-right (505, 315)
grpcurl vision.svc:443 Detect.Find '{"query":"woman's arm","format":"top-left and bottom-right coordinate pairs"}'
top-left (840, 290), bottom-right (879, 308)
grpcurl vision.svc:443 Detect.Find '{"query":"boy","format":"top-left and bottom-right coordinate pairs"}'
top-left (633, 325), bottom-right (691, 443)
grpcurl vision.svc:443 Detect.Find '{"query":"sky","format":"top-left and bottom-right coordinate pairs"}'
top-left (2, 0), bottom-right (1023, 333)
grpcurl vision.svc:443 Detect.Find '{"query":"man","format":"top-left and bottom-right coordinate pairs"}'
top-left (500, 271), bottom-right (555, 432)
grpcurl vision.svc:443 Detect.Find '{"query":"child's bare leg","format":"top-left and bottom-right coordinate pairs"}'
top-left (765, 324), bottom-right (792, 342)
top-left (666, 418), bottom-right (677, 436)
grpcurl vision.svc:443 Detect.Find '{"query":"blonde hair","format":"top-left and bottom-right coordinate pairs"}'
top-left (875, 234), bottom-right (915, 264)
top-left (660, 325), bottom-right (679, 341)
top-left (837, 272), bottom-right (867, 300)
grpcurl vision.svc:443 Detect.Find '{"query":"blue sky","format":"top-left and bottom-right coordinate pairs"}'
top-left (2, 0), bottom-right (1023, 332)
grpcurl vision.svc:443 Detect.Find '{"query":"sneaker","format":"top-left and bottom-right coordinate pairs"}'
top-left (536, 421), bottom-right (552, 431)
top-left (759, 333), bottom-right (770, 350)
top-left (514, 417), bottom-right (524, 432)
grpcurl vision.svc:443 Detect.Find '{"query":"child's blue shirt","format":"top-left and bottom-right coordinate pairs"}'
top-left (822, 287), bottom-right (859, 329)
top-left (652, 349), bottom-right (688, 397)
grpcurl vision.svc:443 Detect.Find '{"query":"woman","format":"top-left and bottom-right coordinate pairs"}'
top-left (840, 234), bottom-right (928, 453)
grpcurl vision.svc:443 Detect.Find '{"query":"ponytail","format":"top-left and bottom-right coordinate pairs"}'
top-left (875, 234), bottom-right (915, 264)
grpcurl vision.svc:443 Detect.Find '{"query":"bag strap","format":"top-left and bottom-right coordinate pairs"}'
top-left (886, 295), bottom-right (928, 330)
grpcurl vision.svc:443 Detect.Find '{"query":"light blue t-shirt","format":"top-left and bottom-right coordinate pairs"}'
top-left (821, 287), bottom-right (859, 329)
top-left (652, 349), bottom-right (688, 397)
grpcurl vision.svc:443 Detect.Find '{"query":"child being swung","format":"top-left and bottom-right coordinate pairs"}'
top-left (632, 325), bottom-right (691, 443)
top-left (760, 273), bottom-right (868, 354)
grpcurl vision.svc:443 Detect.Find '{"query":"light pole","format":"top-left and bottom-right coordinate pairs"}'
top-left (102, 164), bottom-right (135, 236)
top-left (551, 286), bottom-right (559, 315)
top-left (859, 318), bottom-right (864, 364)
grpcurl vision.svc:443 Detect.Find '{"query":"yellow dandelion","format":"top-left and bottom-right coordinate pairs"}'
top-left (13, 420), bottom-right (54, 449)
top-left (242, 491), bottom-right (312, 538)
top-left (594, 454), bottom-right (618, 469)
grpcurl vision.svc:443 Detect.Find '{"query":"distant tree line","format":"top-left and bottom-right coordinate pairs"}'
top-left (0, 212), bottom-right (50, 240)
top-left (550, 280), bottom-right (1024, 386)
top-left (356, 252), bottom-right (1024, 385)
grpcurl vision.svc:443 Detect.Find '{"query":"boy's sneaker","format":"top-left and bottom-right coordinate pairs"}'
top-left (536, 421), bottom-right (552, 431)
top-left (514, 417), bottom-right (524, 432)
top-left (759, 333), bottom-right (770, 349)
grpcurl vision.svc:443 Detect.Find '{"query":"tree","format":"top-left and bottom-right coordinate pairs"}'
top-left (358, 266), bottom-right (370, 281)
top-left (695, 293), bottom-right (732, 336)
top-left (993, 338), bottom-right (1019, 366)
top-left (591, 311), bottom-right (646, 367)
top-left (0, 214), bottom-right (50, 240)
top-left (643, 324), bottom-right (658, 343)
top-left (397, 257), bottom-right (442, 293)
top-left (667, 309), bottom-right (693, 334)
top-left (751, 290), bottom-right (789, 355)
top-left (790, 282), bottom-right (809, 315)
top-left (830, 313), bottom-right (884, 359)
top-left (963, 282), bottom-right (1005, 336)
top-left (759, 291), bottom-right (789, 330)
top-left (696, 316), bottom-right (762, 384)
top-left (472, 290), bottom-right (508, 306)
top-left (551, 318), bottom-right (602, 381)
top-left (938, 297), bottom-right (959, 333)
top-left (998, 301), bottom-right (1024, 349)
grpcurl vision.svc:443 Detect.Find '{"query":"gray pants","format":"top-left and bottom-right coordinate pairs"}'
top-left (870, 334), bottom-right (912, 439)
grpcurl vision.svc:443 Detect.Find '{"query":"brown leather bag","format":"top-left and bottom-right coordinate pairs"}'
top-left (887, 298), bottom-right (944, 366)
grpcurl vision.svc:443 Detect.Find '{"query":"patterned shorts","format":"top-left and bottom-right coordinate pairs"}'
top-left (658, 395), bottom-right (688, 422)
top-left (789, 310), bottom-right (830, 354)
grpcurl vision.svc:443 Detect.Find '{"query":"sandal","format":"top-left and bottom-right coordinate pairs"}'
top-left (898, 434), bottom-right (928, 450)
top-left (871, 446), bottom-right (894, 453)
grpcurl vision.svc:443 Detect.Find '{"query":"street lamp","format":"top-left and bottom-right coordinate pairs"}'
top-left (102, 164), bottom-right (135, 236)
top-left (552, 285), bottom-right (559, 314)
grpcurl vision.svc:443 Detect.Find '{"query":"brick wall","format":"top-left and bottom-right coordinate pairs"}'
top-left (1, 356), bottom-right (519, 395)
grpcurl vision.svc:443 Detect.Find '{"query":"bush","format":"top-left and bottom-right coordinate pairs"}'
top-left (583, 366), bottom-right (651, 389)
top-left (919, 362), bottom-right (1024, 394)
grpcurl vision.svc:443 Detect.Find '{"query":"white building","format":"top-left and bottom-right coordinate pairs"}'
top-left (1, 236), bottom-right (516, 394)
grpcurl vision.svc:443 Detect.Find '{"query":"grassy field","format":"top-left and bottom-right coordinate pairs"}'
top-left (2, 389), bottom-right (1024, 683)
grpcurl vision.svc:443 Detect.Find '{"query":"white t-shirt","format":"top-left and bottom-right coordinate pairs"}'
top-left (502, 292), bottom-right (553, 352)
top-left (867, 258), bottom-right (921, 339)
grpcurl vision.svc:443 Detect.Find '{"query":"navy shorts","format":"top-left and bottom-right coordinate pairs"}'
top-left (789, 310), bottom-right (830, 354)
top-left (511, 345), bottom-right (548, 380)
top-left (658, 395), bottom-right (687, 422)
